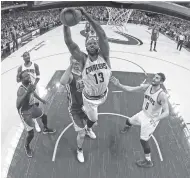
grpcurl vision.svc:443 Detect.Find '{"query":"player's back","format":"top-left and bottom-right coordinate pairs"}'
top-left (66, 73), bottom-right (84, 112)
top-left (82, 55), bottom-right (111, 96)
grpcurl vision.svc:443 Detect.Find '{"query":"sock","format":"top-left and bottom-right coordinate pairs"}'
top-left (26, 130), bottom-right (34, 148)
top-left (125, 119), bottom-right (132, 127)
top-left (87, 119), bottom-right (96, 129)
top-left (154, 42), bottom-right (157, 50)
top-left (140, 139), bottom-right (151, 161)
top-left (145, 153), bottom-right (151, 161)
top-left (150, 41), bottom-right (153, 50)
top-left (41, 114), bottom-right (48, 129)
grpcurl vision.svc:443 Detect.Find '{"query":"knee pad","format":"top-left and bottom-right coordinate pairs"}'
top-left (28, 129), bottom-right (34, 138)
top-left (140, 139), bottom-right (151, 154)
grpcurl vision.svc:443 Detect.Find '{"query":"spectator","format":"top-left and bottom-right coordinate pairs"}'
top-left (177, 33), bottom-right (185, 51)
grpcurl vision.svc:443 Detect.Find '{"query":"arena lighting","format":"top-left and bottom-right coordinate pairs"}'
top-left (28, 1), bottom-right (190, 21)
top-left (56, 82), bottom-right (60, 88)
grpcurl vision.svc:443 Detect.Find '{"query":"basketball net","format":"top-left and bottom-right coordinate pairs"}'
top-left (106, 7), bottom-right (133, 33)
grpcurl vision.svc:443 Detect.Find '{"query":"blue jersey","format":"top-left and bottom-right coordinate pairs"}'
top-left (66, 73), bottom-right (84, 112)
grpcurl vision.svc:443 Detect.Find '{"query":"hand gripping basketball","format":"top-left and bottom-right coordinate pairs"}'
top-left (60, 8), bottom-right (82, 26)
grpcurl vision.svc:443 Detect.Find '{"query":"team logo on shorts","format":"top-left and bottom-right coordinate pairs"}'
top-left (80, 30), bottom-right (143, 46)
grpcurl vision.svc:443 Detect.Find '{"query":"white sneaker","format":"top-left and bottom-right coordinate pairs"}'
top-left (86, 128), bottom-right (96, 139)
top-left (93, 121), bottom-right (98, 127)
top-left (33, 119), bottom-right (41, 132)
top-left (77, 149), bottom-right (84, 163)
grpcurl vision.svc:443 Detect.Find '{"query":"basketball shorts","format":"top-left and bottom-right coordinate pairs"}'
top-left (82, 88), bottom-right (108, 122)
top-left (151, 36), bottom-right (157, 42)
top-left (69, 110), bottom-right (89, 132)
top-left (19, 105), bottom-right (43, 131)
top-left (129, 110), bottom-right (159, 141)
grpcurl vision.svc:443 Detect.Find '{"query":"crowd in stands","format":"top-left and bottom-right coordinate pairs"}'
top-left (1, 5), bottom-right (190, 59)
top-left (1, 7), bottom-right (61, 59)
top-left (1, 1), bottom-right (27, 8)
top-left (129, 10), bottom-right (190, 49)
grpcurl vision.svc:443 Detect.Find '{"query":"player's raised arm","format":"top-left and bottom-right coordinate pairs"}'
top-left (16, 66), bottom-right (22, 83)
top-left (63, 25), bottom-right (84, 62)
top-left (79, 8), bottom-right (110, 66)
top-left (60, 63), bottom-right (73, 85)
top-left (110, 76), bottom-right (149, 92)
top-left (33, 63), bottom-right (40, 86)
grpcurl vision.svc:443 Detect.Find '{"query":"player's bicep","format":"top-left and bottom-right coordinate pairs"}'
top-left (140, 84), bottom-right (150, 91)
top-left (34, 63), bottom-right (40, 76)
top-left (160, 93), bottom-right (169, 113)
top-left (17, 87), bottom-right (27, 97)
top-left (16, 88), bottom-right (27, 107)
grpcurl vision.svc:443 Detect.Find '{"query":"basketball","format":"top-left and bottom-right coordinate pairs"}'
top-left (60, 8), bottom-right (82, 27)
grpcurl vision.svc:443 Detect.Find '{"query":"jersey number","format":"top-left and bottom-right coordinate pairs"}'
top-left (145, 102), bottom-right (149, 110)
top-left (94, 72), bottom-right (104, 84)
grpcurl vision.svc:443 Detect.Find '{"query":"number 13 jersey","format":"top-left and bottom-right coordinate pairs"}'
top-left (82, 55), bottom-right (112, 96)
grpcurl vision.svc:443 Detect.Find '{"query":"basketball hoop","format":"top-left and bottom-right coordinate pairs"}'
top-left (106, 7), bottom-right (133, 33)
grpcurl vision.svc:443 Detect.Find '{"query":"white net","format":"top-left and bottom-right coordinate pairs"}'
top-left (106, 7), bottom-right (133, 33)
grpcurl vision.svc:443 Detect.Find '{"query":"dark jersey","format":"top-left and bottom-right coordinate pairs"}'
top-left (17, 85), bottom-right (34, 111)
top-left (66, 73), bottom-right (84, 112)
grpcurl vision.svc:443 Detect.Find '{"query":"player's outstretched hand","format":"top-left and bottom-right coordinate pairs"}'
top-left (27, 84), bottom-right (36, 93)
top-left (110, 76), bottom-right (120, 86)
top-left (76, 7), bottom-right (85, 14)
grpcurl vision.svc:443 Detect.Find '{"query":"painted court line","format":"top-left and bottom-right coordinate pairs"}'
top-left (112, 91), bottom-right (123, 93)
top-left (52, 112), bottom-right (163, 163)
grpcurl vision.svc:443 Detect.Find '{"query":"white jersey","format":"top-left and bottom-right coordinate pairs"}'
top-left (142, 85), bottom-right (163, 118)
top-left (82, 55), bottom-right (111, 96)
top-left (21, 62), bottom-right (36, 84)
top-left (88, 31), bottom-right (97, 39)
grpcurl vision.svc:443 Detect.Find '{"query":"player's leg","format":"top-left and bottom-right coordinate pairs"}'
top-left (84, 104), bottom-right (97, 139)
top-left (19, 110), bottom-right (35, 157)
top-left (121, 111), bottom-right (141, 133)
top-left (82, 92), bottom-right (108, 139)
top-left (69, 112), bottom-right (87, 162)
top-left (136, 112), bottom-right (159, 168)
top-left (153, 40), bottom-right (157, 52)
top-left (32, 105), bottom-right (56, 134)
top-left (179, 41), bottom-right (183, 51)
top-left (150, 40), bottom-right (153, 51)
top-left (177, 40), bottom-right (180, 50)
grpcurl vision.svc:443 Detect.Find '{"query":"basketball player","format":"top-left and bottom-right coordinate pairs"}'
top-left (60, 56), bottom-right (93, 163)
top-left (150, 26), bottom-right (159, 52)
top-left (17, 71), bottom-right (56, 157)
top-left (64, 8), bottom-right (112, 139)
top-left (85, 28), bottom-right (97, 45)
top-left (110, 73), bottom-right (169, 168)
top-left (85, 21), bottom-right (90, 34)
top-left (17, 51), bottom-right (41, 132)
top-left (17, 51), bottom-right (40, 87)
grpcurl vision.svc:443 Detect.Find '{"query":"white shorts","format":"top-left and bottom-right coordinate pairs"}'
top-left (82, 88), bottom-right (108, 122)
top-left (129, 110), bottom-right (159, 141)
